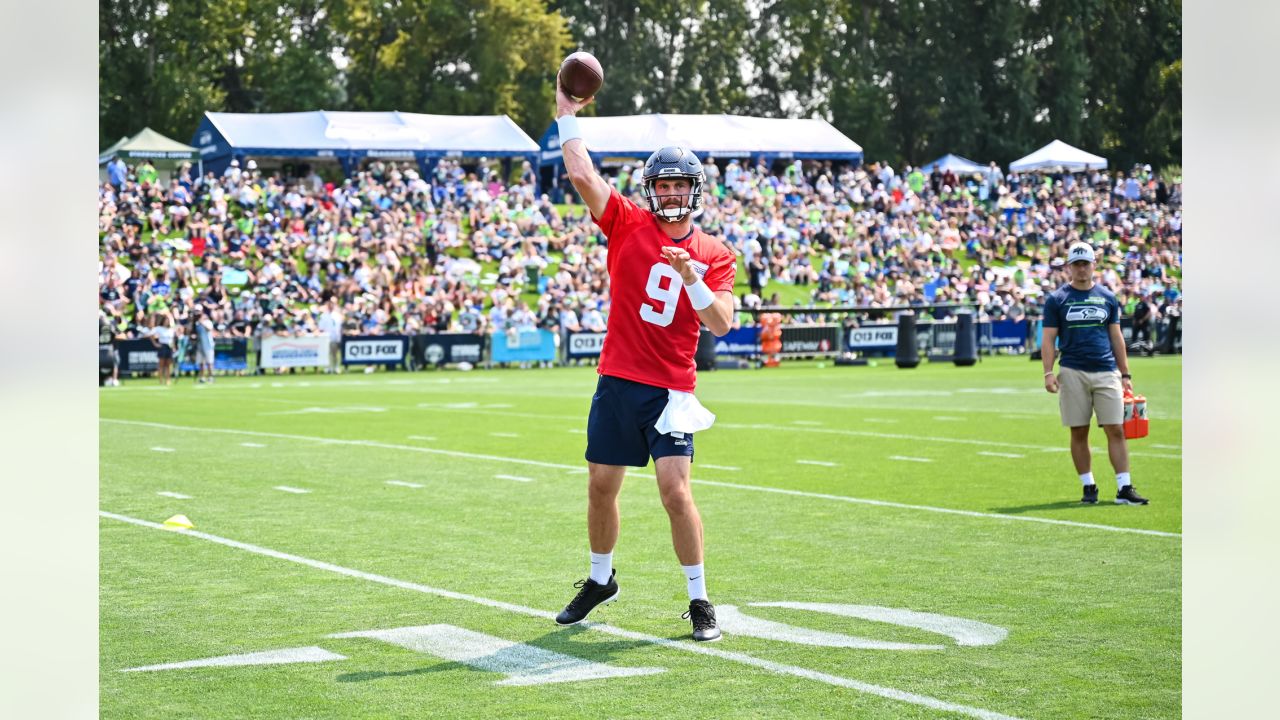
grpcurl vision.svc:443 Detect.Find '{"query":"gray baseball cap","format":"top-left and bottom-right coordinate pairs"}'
top-left (1066, 243), bottom-right (1096, 264)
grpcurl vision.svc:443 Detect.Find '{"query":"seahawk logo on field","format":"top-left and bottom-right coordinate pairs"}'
top-left (1065, 306), bottom-right (1108, 323)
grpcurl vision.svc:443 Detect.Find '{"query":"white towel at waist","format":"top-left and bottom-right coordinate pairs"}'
top-left (654, 390), bottom-right (716, 435)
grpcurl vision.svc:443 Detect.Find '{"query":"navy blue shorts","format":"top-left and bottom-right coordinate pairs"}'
top-left (585, 375), bottom-right (694, 467)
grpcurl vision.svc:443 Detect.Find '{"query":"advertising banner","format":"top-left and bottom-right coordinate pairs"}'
top-left (566, 331), bottom-right (607, 359)
top-left (415, 334), bottom-right (487, 366)
top-left (985, 319), bottom-right (1028, 350)
top-left (260, 335), bottom-right (331, 369)
top-left (713, 326), bottom-right (760, 356)
top-left (779, 325), bottom-right (841, 357)
top-left (179, 337), bottom-right (249, 373)
top-left (492, 329), bottom-right (558, 363)
top-left (342, 335), bottom-right (411, 366)
top-left (845, 324), bottom-right (898, 353)
top-left (116, 339), bottom-right (160, 374)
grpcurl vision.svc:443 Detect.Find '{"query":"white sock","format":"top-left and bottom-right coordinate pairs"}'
top-left (683, 563), bottom-right (708, 602)
top-left (1079, 472), bottom-right (1094, 486)
top-left (1116, 472), bottom-right (1131, 490)
top-left (589, 551), bottom-right (613, 585)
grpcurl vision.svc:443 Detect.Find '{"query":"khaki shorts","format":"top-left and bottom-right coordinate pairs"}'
top-left (1057, 366), bottom-right (1124, 427)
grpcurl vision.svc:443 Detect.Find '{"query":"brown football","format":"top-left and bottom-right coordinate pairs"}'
top-left (559, 51), bottom-right (604, 102)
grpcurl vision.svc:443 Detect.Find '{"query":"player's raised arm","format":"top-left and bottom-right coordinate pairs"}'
top-left (555, 72), bottom-right (610, 219)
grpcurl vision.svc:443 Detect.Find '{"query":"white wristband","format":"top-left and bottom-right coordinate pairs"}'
top-left (557, 115), bottom-right (582, 143)
top-left (685, 278), bottom-right (717, 310)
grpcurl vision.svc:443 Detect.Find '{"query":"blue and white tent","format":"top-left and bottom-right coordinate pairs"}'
top-left (538, 113), bottom-right (863, 167)
top-left (919, 153), bottom-right (987, 175)
top-left (191, 111), bottom-right (540, 175)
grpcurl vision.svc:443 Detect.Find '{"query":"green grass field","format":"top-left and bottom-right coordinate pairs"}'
top-left (100, 355), bottom-right (1181, 719)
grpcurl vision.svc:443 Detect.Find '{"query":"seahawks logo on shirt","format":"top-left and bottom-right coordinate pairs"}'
top-left (1065, 305), bottom-right (1108, 323)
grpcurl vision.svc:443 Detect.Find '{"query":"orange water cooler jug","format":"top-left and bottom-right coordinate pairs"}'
top-left (1123, 389), bottom-right (1149, 439)
top-left (760, 313), bottom-right (783, 367)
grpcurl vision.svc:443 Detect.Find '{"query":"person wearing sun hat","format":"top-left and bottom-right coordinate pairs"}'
top-left (1041, 242), bottom-right (1149, 506)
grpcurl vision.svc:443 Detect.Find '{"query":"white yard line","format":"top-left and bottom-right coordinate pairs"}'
top-left (489, 432), bottom-right (520, 438)
top-left (698, 464), bottom-right (740, 472)
top-left (241, 442), bottom-right (267, 448)
top-left (715, 422), bottom-right (1181, 460)
top-left (100, 511), bottom-right (1025, 720)
top-left (796, 460), bottom-right (838, 467)
top-left (157, 491), bottom-right (192, 499)
top-left (494, 474), bottom-right (535, 483)
top-left (150, 447), bottom-right (175, 453)
top-left (385, 481), bottom-right (424, 489)
top-left (977, 452), bottom-right (1025, 459)
top-left (692, 480), bottom-right (1181, 539)
top-left (101, 419), bottom-right (1180, 538)
top-left (274, 486), bottom-right (311, 494)
top-left (888, 456), bottom-right (933, 463)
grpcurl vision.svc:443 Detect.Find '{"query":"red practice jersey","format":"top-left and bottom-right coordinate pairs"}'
top-left (591, 189), bottom-right (736, 392)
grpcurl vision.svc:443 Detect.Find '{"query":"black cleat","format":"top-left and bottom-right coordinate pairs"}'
top-left (1115, 485), bottom-right (1149, 505)
top-left (1081, 484), bottom-right (1099, 504)
top-left (555, 570), bottom-right (618, 625)
top-left (683, 599), bottom-right (722, 642)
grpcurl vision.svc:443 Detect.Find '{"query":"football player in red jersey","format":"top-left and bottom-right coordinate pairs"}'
top-left (551, 75), bottom-right (734, 642)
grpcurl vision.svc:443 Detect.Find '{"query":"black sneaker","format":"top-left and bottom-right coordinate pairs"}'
top-left (555, 570), bottom-right (618, 625)
top-left (1081, 484), bottom-right (1099, 504)
top-left (1115, 485), bottom-right (1149, 505)
top-left (683, 599), bottom-right (722, 642)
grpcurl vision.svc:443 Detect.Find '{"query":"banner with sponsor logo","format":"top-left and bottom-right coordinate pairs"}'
top-left (846, 323), bottom-right (934, 356)
top-left (260, 335), bottom-right (331, 369)
top-left (846, 324), bottom-right (899, 353)
top-left (342, 335), bottom-right (411, 366)
top-left (116, 339), bottom-right (160, 374)
top-left (713, 326), bottom-right (760, 356)
top-left (492, 329), bottom-right (558, 363)
top-left (984, 319), bottom-right (1028, 350)
top-left (566, 331), bottom-right (607, 359)
top-left (179, 337), bottom-right (249, 373)
top-left (779, 325), bottom-right (841, 357)
top-left (414, 333), bottom-right (487, 366)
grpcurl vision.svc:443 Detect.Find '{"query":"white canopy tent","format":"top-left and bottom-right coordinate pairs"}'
top-left (920, 153), bottom-right (987, 175)
top-left (1009, 139), bottom-right (1107, 172)
top-left (539, 113), bottom-right (863, 165)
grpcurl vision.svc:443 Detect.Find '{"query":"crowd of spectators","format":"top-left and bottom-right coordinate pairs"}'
top-left (98, 150), bottom-right (1182, 377)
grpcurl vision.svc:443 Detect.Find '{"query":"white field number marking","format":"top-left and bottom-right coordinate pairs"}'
top-left (639, 263), bottom-right (684, 327)
top-left (718, 603), bottom-right (1007, 649)
top-left (123, 646), bottom-right (344, 672)
top-left (332, 625), bottom-right (663, 686)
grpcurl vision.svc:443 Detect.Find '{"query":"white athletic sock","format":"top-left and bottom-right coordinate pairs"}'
top-left (1116, 472), bottom-right (1131, 490)
top-left (589, 551), bottom-right (613, 585)
top-left (683, 563), bottom-right (708, 601)
top-left (1079, 472), bottom-right (1094, 487)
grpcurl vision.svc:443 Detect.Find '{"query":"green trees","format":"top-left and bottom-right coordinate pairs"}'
top-left (99, 0), bottom-right (1181, 166)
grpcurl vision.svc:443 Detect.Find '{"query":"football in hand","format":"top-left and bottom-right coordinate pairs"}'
top-left (559, 51), bottom-right (604, 102)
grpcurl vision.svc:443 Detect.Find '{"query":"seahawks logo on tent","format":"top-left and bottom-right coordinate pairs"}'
top-left (1065, 306), bottom-right (1108, 323)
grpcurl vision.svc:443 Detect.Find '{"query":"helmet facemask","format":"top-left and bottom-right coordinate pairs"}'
top-left (642, 174), bottom-right (704, 222)
top-left (640, 146), bottom-right (706, 223)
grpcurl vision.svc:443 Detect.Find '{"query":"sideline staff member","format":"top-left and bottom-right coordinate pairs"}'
top-left (1042, 243), bottom-right (1149, 505)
